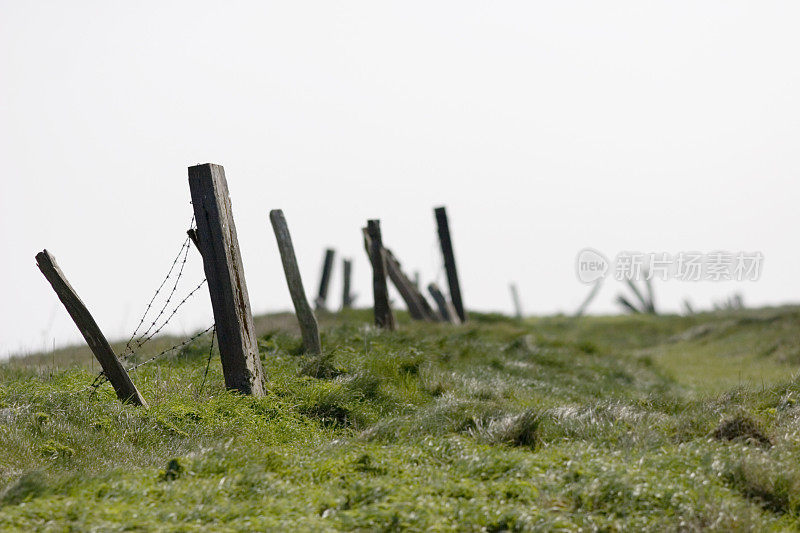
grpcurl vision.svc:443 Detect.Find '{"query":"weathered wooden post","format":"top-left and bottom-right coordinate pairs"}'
top-left (188, 163), bottom-right (265, 397)
top-left (428, 282), bottom-right (460, 324)
top-left (36, 250), bottom-right (147, 406)
top-left (342, 258), bottom-right (355, 309)
top-left (434, 206), bottom-right (467, 322)
top-left (365, 220), bottom-right (396, 330)
top-left (269, 209), bottom-right (322, 354)
top-left (361, 229), bottom-right (436, 321)
top-left (315, 248), bottom-right (335, 310)
top-left (510, 283), bottom-right (523, 319)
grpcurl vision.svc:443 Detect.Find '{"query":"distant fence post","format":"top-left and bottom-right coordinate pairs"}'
top-left (35, 250), bottom-right (148, 407)
top-left (315, 248), bottom-right (335, 310)
top-left (361, 229), bottom-right (436, 321)
top-left (342, 258), bottom-right (355, 309)
top-left (510, 283), bottom-right (523, 319)
top-left (365, 220), bottom-right (396, 330)
top-left (434, 206), bottom-right (467, 323)
top-left (269, 209), bottom-right (322, 354)
top-left (188, 163), bottom-right (265, 397)
top-left (428, 282), bottom-right (460, 324)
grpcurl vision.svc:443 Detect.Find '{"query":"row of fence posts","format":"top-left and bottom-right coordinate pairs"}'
top-left (36, 163), bottom-right (468, 406)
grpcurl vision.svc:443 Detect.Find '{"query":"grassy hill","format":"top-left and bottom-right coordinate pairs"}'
top-left (1, 307), bottom-right (800, 531)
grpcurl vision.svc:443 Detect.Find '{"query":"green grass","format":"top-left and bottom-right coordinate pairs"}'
top-left (2, 307), bottom-right (800, 530)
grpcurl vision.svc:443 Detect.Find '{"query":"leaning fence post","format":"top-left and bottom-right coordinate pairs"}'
top-left (434, 206), bottom-right (467, 323)
top-left (35, 250), bottom-right (147, 407)
top-left (342, 258), bottom-right (355, 309)
top-left (365, 220), bottom-right (396, 330)
top-left (315, 248), bottom-right (335, 310)
top-left (427, 282), bottom-right (460, 324)
top-left (188, 163), bottom-right (265, 397)
top-left (361, 229), bottom-right (436, 321)
top-left (269, 209), bottom-right (322, 354)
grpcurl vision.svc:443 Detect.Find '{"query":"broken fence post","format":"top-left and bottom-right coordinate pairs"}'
top-left (361, 229), bottom-right (436, 321)
top-left (434, 206), bottom-right (467, 323)
top-left (365, 220), bottom-right (396, 330)
top-left (188, 163), bottom-right (265, 397)
top-left (315, 248), bottom-right (335, 310)
top-left (269, 209), bottom-right (322, 354)
top-left (342, 258), bottom-right (355, 309)
top-left (427, 282), bottom-right (460, 324)
top-left (36, 250), bottom-right (147, 407)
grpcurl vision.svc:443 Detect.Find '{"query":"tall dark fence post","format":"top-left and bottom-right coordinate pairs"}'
top-left (269, 209), bottom-right (322, 354)
top-left (315, 248), bottom-right (335, 310)
top-left (434, 206), bottom-right (466, 322)
top-left (510, 283), bottom-right (523, 319)
top-left (366, 220), bottom-right (396, 330)
top-left (188, 163), bottom-right (265, 397)
top-left (36, 250), bottom-right (147, 406)
top-left (342, 258), bottom-right (355, 309)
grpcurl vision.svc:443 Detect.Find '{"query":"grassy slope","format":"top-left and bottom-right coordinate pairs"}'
top-left (1, 308), bottom-right (800, 531)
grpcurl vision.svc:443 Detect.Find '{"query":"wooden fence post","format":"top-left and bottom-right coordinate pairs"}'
top-left (434, 206), bottom-right (467, 322)
top-left (315, 248), bottom-right (335, 310)
top-left (342, 259), bottom-right (355, 309)
top-left (269, 209), bottom-right (322, 354)
top-left (361, 229), bottom-right (436, 321)
top-left (510, 283), bottom-right (523, 319)
top-left (188, 163), bottom-right (265, 397)
top-left (36, 250), bottom-right (147, 407)
top-left (427, 282), bottom-right (460, 324)
top-left (365, 220), bottom-right (396, 330)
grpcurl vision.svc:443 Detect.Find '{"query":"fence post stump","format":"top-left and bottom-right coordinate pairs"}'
top-left (427, 283), bottom-right (460, 324)
top-left (315, 249), bottom-right (335, 310)
top-left (35, 250), bottom-right (147, 407)
top-left (510, 283), bottom-right (523, 319)
top-left (434, 206), bottom-right (467, 322)
top-left (342, 259), bottom-right (355, 309)
top-left (269, 209), bottom-right (322, 354)
top-left (365, 220), bottom-right (396, 330)
top-left (188, 163), bottom-right (265, 397)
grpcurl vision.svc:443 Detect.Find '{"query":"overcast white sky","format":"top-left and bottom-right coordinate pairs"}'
top-left (2, 1), bottom-right (799, 357)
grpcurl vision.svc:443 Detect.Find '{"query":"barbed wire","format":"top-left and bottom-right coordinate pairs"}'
top-left (126, 324), bottom-right (215, 374)
top-left (120, 215), bottom-right (195, 360)
top-left (128, 278), bottom-right (208, 350)
top-left (199, 325), bottom-right (217, 394)
top-left (124, 239), bottom-right (192, 358)
top-left (89, 323), bottom-right (215, 391)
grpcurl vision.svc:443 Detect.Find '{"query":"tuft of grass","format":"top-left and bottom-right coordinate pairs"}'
top-left (470, 409), bottom-right (542, 448)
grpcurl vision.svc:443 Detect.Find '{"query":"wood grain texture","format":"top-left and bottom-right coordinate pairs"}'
top-left (434, 206), bottom-right (467, 323)
top-left (428, 282), bottom-right (460, 324)
top-left (36, 250), bottom-right (147, 407)
top-left (365, 220), bottom-right (396, 330)
top-left (269, 209), bottom-right (322, 354)
top-left (189, 164), bottom-right (265, 396)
